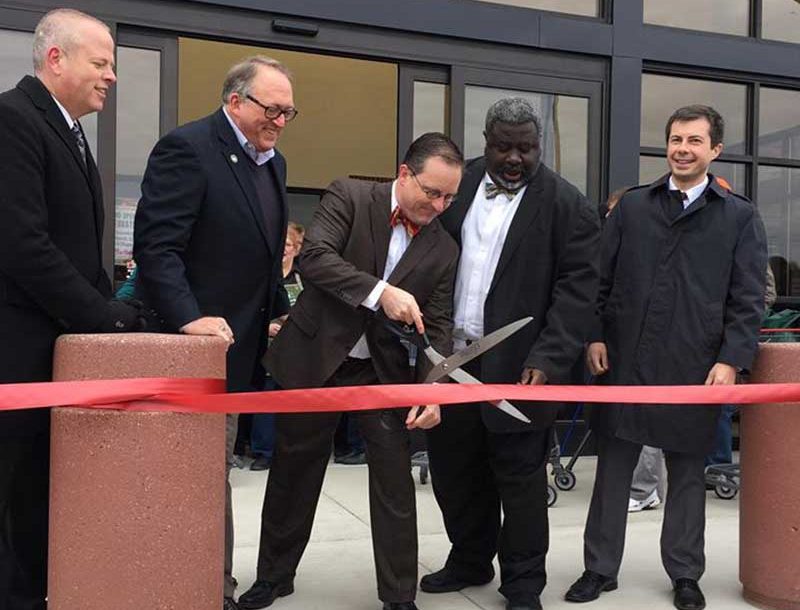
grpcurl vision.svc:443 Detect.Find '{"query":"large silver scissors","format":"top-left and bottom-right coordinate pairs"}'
top-left (384, 317), bottom-right (534, 423)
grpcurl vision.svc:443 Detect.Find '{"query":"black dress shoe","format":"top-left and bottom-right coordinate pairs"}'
top-left (506, 595), bottom-right (543, 610)
top-left (238, 579), bottom-right (294, 609)
top-left (382, 603), bottom-right (418, 610)
top-left (334, 450), bottom-right (367, 465)
top-left (564, 570), bottom-right (618, 602)
top-left (250, 455), bottom-right (272, 471)
top-left (223, 597), bottom-right (240, 610)
top-left (419, 566), bottom-right (494, 593)
top-left (673, 578), bottom-right (706, 610)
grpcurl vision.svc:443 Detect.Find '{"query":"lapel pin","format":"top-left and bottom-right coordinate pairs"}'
top-left (230, 153), bottom-right (238, 164)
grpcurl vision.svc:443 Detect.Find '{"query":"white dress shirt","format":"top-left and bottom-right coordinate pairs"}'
top-left (453, 174), bottom-right (527, 345)
top-left (349, 181), bottom-right (412, 359)
top-left (51, 95), bottom-right (75, 129)
top-left (669, 175), bottom-right (709, 208)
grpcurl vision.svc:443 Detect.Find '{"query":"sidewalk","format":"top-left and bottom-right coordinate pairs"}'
top-left (231, 456), bottom-right (748, 610)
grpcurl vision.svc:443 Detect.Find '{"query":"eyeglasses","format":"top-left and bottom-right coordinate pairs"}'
top-left (409, 170), bottom-right (456, 206)
top-left (245, 94), bottom-right (299, 122)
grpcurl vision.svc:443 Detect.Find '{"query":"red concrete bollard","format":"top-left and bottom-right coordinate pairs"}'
top-left (741, 343), bottom-right (800, 610)
top-left (48, 333), bottom-right (227, 610)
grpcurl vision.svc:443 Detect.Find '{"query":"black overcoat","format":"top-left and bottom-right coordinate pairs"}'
top-left (439, 158), bottom-right (601, 432)
top-left (589, 174), bottom-right (767, 454)
top-left (0, 76), bottom-right (111, 437)
top-left (134, 109), bottom-right (287, 392)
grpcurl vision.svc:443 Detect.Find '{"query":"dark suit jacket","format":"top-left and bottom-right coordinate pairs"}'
top-left (267, 178), bottom-right (458, 390)
top-left (439, 158), bottom-right (600, 432)
top-left (0, 76), bottom-right (112, 437)
top-left (588, 175), bottom-right (767, 454)
top-left (134, 108), bottom-right (287, 392)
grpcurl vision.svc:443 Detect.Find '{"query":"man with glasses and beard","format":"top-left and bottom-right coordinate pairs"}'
top-left (421, 97), bottom-right (600, 610)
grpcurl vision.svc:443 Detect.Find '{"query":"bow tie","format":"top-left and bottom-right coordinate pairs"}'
top-left (390, 206), bottom-right (420, 237)
top-left (485, 182), bottom-right (523, 200)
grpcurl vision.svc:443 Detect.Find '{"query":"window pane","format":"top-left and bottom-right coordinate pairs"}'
top-left (465, 86), bottom-right (589, 194)
top-left (413, 82), bottom-right (449, 140)
top-left (115, 47), bottom-right (161, 277)
top-left (643, 0), bottom-right (750, 36)
top-left (762, 0), bottom-right (800, 44)
top-left (759, 87), bottom-right (800, 161)
top-left (759, 166), bottom-right (800, 296)
top-left (641, 74), bottom-right (747, 154)
top-left (639, 156), bottom-right (747, 194)
top-left (468, 0), bottom-right (598, 17)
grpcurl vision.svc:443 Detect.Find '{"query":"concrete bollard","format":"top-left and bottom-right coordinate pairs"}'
top-left (48, 333), bottom-right (227, 610)
top-left (741, 343), bottom-right (800, 610)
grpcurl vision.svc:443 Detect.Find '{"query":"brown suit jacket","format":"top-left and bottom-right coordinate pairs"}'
top-left (267, 178), bottom-right (458, 390)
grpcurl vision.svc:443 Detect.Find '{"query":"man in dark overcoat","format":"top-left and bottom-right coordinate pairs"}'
top-left (421, 98), bottom-right (600, 610)
top-left (237, 133), bottom-right (462, 610)
top-left (134, 56), bottom-right (293, 610)
top-left (0, 9), bottom-right (145, 610)
top-left (565, 105), bottom-right (767, 610)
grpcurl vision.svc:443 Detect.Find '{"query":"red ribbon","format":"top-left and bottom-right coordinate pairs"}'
top-left (3, 378), bottom-right (800, 414)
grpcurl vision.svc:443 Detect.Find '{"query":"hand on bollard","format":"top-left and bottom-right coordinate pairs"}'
top-left (98, 299), bottom-right (148, 332)
top-left (181, 316), bottom-right (235, 346)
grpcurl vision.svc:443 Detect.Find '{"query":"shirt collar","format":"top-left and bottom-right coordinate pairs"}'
top-left (391, 180), bottom-right (399, 212)
top-left (222, 106), bottom-right (275, 166)
top-left (50, 94), bottom-right (75, 129)
top-left (669, 175), bottom-right (709, 206)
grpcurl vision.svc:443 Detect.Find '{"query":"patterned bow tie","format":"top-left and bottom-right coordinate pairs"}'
top-left (485, 181), bottom-right (522, 200)
top-left (389, 206), bottom-right (420, 237)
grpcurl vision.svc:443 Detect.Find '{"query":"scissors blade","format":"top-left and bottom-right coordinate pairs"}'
top-left (424, 316), bottom-right (533, 384)
top-left (423, 347), bottom-right (531, 423)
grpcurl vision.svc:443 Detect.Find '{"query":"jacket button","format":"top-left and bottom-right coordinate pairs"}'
top-left (259, 307), bottom-right (266, 313)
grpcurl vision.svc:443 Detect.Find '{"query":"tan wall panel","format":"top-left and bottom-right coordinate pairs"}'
top-left (179, 38), bottom-right (398, 189)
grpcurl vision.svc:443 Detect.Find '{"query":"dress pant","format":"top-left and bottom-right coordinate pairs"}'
top-left (255, 359), bottom-right (418, 603)
top-left (0, 431), bottom-right (49, 610)
top-left (426, 398), bottom-right (550, 603)
top-left (224, 412), bottom-right (239, 598)
top-left (584, 433), bottom-right (706, 582)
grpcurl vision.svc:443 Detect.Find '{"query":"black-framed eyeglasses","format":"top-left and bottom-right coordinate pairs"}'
top-left (409, 170), bottom-right (456, 206)
top-left (245, 94), bottom-right (299, 122)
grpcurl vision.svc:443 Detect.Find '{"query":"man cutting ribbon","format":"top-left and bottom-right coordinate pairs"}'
top-left (238, 132), bottom-right (463, 610)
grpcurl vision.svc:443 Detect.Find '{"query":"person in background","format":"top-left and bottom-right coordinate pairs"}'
top-left (250, 221), bottom-right (305, 472)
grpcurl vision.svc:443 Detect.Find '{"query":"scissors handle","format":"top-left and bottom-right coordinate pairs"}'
top-left (379, 315), bottom-right (431, 349)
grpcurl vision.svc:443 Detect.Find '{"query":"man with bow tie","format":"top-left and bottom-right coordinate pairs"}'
top-left (421, 98), bottom-right (600, 610)
top-left (237, 132), bottom-right (462, 610)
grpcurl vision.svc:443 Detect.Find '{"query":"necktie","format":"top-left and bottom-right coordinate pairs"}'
top-left (485, 181), bottom-right (522, 200)
top-left (389, 206), bottom-right (420, 238)
top-left (667, 189), bottom-right (687, 220)
top-left (71, 122), bottom-right (86, 166)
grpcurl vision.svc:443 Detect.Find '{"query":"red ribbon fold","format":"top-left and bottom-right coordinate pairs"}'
top-left (3, 377), bottom-right (800, 415)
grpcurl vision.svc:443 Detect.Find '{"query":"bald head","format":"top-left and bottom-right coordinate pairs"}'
top-left (32, 9), bottom-right (116, 119)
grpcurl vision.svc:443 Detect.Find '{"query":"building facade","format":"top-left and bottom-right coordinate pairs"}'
top-left (1, 0), bottom-right (798, 299)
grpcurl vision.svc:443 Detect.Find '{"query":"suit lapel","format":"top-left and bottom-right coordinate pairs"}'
top-left (441, 159), bottom-right (485, 246)
top-left (369, 182), bottom-right (393, 277)
top-left (213, 109), bottom-right (271, 250)
top-left (19, 75), bottom-right (92, 181)
top-left (488, 165), bottom-right (546, 294)
top-left (84, 142), bottom-right (105, 249)
top-left (387, 221), bottom-right (439, 286)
